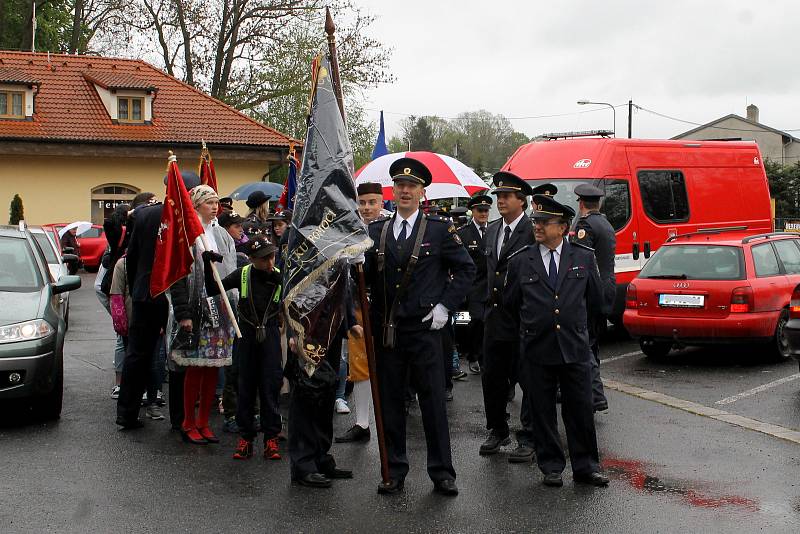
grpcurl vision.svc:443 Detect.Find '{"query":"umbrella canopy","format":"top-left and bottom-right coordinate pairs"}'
top-left (228, 182), bottom-right (284, 201)
top-left (354, 151), bottom-right (489, 201)
top-left (58, 221), bottom-right (93, 238)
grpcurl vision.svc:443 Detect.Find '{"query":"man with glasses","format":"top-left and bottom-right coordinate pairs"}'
top-left (504, 194), bottom-right (609, 488)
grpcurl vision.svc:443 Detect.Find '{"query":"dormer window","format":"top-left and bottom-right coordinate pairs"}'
top-left (83, 70), bottom-right (156, 125)
top-left (0, 90), bottom-right (25, 118)
top-left (118, 96), bottom-right (144, 123)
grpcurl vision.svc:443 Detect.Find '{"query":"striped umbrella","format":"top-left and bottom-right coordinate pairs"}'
top-left (354, 151), bottom-right (488, 200)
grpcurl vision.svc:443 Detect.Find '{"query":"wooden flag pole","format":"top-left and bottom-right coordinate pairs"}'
top-left (326, 6), bottom-right (390, 485)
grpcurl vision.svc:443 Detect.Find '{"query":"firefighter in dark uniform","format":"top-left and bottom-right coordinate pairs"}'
top-left (479, 172), bottom-right (536, 463)
top-left (364, 157), bottom-right (475, 497)
top-left (570, 183), bottom-right (615, 412)
top-left (504, 194), bottom-right (609, 488)
top-left (457, 195), bottom-right (492, 373)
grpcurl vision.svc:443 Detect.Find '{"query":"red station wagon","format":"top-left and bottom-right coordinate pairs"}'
top-left (624, 230), bottom-right (800, 360)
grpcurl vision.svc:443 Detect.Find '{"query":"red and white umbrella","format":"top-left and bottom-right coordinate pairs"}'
top-left (354, 151), bottom-right (489, 200)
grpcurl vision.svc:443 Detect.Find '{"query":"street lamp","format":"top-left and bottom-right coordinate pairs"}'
top-left (577, 100), bottom-right (615, 137)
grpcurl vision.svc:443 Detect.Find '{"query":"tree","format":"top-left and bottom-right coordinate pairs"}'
top-left (765, 159), bottom-right (800, 220)
top-left (9, 194), bottom-right (24, 225)
top-left (407, 116), bottom-right (434, 151)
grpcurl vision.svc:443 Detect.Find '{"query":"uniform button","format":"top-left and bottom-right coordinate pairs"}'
top-left (496, 272), bottom-right (500, 276)
top-left (555, 295), bottom-right (559, 300)
top-left (555, 309), bottom-right (560, 315)
top-left (556, 325), bottom-right (561, 330)
top-left (493, 304), bottom-right (498, 308)
top-left (493, 288), bottom-right (497, 292)
top-left (395, 284), bottom-right (400, 288)
top-left (397, 268), bottom-right (401, 272)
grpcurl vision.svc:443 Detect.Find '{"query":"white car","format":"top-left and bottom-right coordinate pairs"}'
top-left (29, 227), bottom-right (78, 329)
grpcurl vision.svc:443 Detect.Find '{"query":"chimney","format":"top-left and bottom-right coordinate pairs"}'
top-left (746, 104), bottom-right (759, 123)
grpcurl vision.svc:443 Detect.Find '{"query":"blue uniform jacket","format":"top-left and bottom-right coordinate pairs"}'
top-left (504, 239), bottom-right (602, 365)
top-left (364, 211), bottom-right (475, 332)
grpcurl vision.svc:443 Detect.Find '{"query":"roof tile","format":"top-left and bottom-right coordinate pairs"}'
top-left (0, 51), bottom-right (296, 148)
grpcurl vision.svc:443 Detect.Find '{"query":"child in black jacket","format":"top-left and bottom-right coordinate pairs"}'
top-left (203, 235), bottom-right (283, 460)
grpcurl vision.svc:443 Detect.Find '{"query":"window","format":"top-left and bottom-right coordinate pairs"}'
top-left (639, 245), bottom-right (744, 280)
top-left (117, 97), bottom-right (144, 123)
top-left (773, 240), bottom-right (800, 274)
top-left (752, 243), bottom-right (782, 277)
top-left (0, 237), bottom-right (43, 291)
top-left (601, 179), bottom-right (631, 231)
top-left (637, 170), bottom-right (690, 223)
top-left (0, 90), bottom-right (25, 118)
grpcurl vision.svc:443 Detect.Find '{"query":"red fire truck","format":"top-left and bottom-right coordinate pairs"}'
top-left (501, 136), bottom-right (773, 319)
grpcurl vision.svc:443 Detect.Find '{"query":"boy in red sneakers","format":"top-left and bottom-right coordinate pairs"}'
top-left (202, 235), bottom-right (283, 460)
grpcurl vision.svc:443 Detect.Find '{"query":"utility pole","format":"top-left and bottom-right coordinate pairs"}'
top-left (628, 100), bottom-right (633, 138)
top-left (31, 2), bottom-right (37, 52)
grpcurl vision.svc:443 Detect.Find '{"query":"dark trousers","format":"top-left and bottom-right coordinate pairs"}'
top-left (288, 336), bottom-right (342, 479)
top-left (467, 317), bottom-right (484, 364)
top-left (117, 299), bottom-right (168, 422)
top-left (377, 329), bottom-right (455, 483)
top-left (237, 324), bottom-right (283, 441)
top-left (168, 368), bottom-right (185, 429)
top-left (588, 314), bottom-right (608, 407)
top-left (222, 339), bottom-right (239, 419)
top-left (441, 320), bottom-right (454, 391)
top-left (521, 358), bottom-right (600, 476)
top-left (482, 336), bottom-right (533, 440)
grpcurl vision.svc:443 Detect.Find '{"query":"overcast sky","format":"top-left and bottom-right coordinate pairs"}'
top-left (354, 0), bottom-right (800, 143)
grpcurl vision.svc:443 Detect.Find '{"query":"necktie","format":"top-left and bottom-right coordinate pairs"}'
top-left (480, 225), bottom-right (486, 239)
top-left (548, 249), bottom-right (558, 289)
top-left (500, 226), bottom-right (511, 257)
top-left (398, 220), bottom-right (408, 247)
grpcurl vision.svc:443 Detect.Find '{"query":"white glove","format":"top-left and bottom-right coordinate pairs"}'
top-left (423, 303), bottom-right (449, 331)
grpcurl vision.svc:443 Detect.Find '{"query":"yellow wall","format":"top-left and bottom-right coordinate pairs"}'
top-left (0, 154), bottom-right (274, 225)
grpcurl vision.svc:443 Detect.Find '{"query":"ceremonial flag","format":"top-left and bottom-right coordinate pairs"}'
top-left (199, 142), bottom-right (218, 193)
top-left (277, 144), bottom-right (299, 212)
top-left (150, 154), bottom-right (205, 298)
top-left (371, 111), bottom-right (389, 160)
top-left (283, 55), bottom-right (371, 376)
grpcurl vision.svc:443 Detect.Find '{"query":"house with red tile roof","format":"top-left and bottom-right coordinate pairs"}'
top-left (0, 51), bottom-right (297, 225)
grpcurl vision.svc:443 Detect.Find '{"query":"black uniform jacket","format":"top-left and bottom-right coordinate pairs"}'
top-left (571, 211), bottom-right (616, 315)
top-left (457, 221), bottom-right (488, 316)
top-left (484, 215), bottom-right (535, 341)
top-left (364, 211), bottom-right (475, 333)
top-left (504, 239), bottom-right (602, 365)
top-left (125, 203), bottom-right (164, 303)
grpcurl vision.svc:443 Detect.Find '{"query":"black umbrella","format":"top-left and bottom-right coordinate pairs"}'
top-left (228, 182), bottom-right (284, 201)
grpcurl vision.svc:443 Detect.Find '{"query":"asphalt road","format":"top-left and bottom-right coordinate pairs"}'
top-left (2, 273), bottom-right (800, 533)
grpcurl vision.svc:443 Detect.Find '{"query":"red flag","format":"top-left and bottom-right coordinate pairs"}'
top-left (150, 155), bottom-right (205, 298)
top-left (199, 143), bottom-right (218, 193)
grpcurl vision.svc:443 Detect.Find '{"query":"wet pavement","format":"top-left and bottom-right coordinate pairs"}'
top-left (2, 273), bottom-right (800, 533)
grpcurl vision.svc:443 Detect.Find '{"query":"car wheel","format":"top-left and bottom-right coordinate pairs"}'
top-left (772, 308), bottom-right (791, 362)
top-left (32, 366), bottom-right (63, 421)
top-left (640, 338), bottom-right (671, 360)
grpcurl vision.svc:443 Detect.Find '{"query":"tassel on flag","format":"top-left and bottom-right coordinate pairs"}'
top-left (199, 141), bottom-right (218, 193)
top-left (150, 153), bottom-right (205, 298)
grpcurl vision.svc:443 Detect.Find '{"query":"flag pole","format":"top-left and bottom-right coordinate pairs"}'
top-left (326, 7), bottom-right (390, 486)
top-left (200, 233), bottom-right (242, 339)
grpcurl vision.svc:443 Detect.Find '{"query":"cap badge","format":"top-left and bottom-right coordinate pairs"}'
top-left (404, 168), bottom-right (411, 175)
top-left (537, 204), bottom-right (543, 210)
top-left (577, 229), bottom-right (586, 239)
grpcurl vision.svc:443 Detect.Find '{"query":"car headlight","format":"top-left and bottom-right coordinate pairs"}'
top-left (0, 319), bottom-right (54, 344)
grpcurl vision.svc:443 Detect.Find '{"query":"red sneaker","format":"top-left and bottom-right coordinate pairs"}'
top-left (233, 438), bottom-right (253, 460)
top-left (264, 437), bottom-right (281, 460)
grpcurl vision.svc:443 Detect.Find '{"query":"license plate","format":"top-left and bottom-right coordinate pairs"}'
top-left (453, 311), bottom-right (471, 324)
top-left (658, 294), bottom-right (705, 308)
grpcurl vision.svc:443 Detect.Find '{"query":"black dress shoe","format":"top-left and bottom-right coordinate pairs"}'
top-left (335, 424), bottom-right (371, 443)
top-left (377, 478), bottom-right (405, 495)
top-left (323, 468), bottom-right (353, 479)
top-left (593, 401), bottom-right (609, 413)
top-left (573, 471), bottom-right (610, 486)
top-left (543, 472), bottom-right (563, 487)
top-left (433, 479), bottom-right (459, 496)
top-left (116, 416), bottom-right (144, 430)
top-left (508, 445), bottom-right (535, 463)
top-left (479, 432), bottom-right (510, 455)
top-left (294, 473), bottom-right (332, 488)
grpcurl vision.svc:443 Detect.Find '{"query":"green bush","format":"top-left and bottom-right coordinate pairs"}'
top-left (9, 194), bottom-right (23, 225)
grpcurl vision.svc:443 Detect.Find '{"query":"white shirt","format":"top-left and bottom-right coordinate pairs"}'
top-left (199, 220), bottom-right (219, 253)
top-left (540, 240), bottom-right (564, 276)
top-left (473, 219), bottom-right (487, 236)
top-left (393, 209), bottom-right (420, 240)
top-left (497, 211), bottom-right (526, 258)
